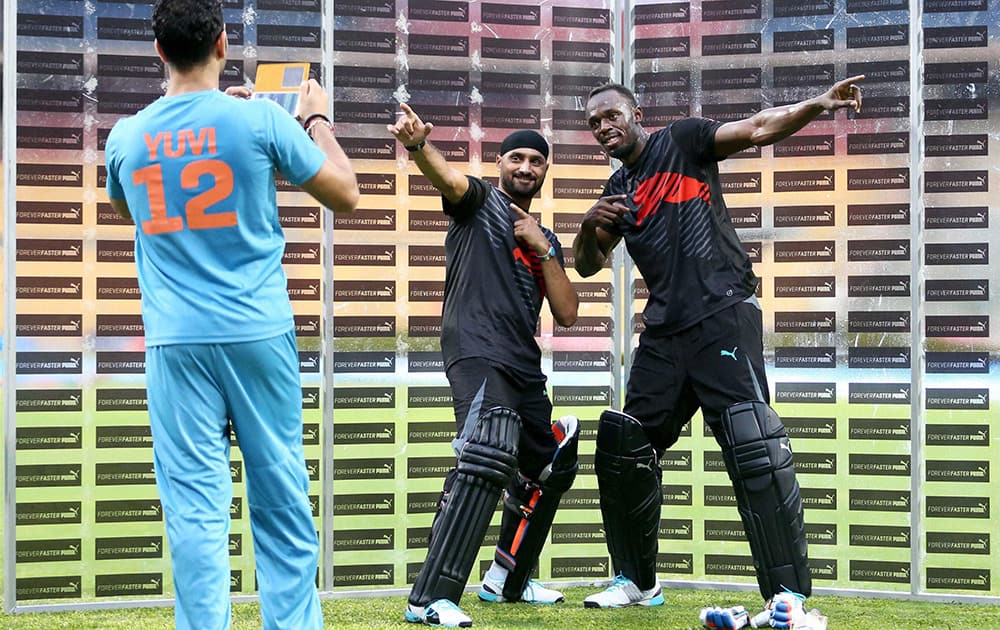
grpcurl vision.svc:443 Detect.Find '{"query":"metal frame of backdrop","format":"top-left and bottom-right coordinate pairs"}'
top-left (4, 0), bottom-right (21, 612)
top-left (2, 0), bottom-right (998, 614)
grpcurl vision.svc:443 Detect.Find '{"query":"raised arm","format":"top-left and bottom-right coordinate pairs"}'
top-left (713, 75), bottom-right (864, 159)
top-left (511, 204), bottom-right (578, 327)
top-left (387, 103), bottom-right (469, 203)
top-left (294, 79), bottom-right (359, 213)
top-left (572, 194), bottom-right (626, 277)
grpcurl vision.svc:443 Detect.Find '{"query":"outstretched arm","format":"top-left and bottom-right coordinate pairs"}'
top-left (511, 204), bottom-right (578, 327)
top-left (713, 75), bottom-right (864, 158)
top-left (387, 103), bottom-right (469, 203)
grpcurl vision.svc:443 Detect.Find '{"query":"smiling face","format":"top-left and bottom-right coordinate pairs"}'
top-left (586, 88), bottom-right (646, 165)
top-left (496, 147), bottom-right (548, 201)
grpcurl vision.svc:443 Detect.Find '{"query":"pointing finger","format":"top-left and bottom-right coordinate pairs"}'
top-left (400, 102), bottom-right (423, 126)
top-left (510, 203), bottom-right (532, 220)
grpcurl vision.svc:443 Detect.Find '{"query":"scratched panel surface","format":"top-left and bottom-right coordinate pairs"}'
top-left (330, 0), bottom-right (617, 590)
top-left (629, 0), bottom-right (916, 595)
top-left (919, 0), bottom-right (998, 598)
top-left (628, 0), bottom-right (999, 597)
top-left (6, 0), bottom-right (995, 607)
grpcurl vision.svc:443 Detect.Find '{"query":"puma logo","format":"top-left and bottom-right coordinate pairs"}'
top-left (636, 461), bottom-right (654, 471)
top-left (780, 442), bottom-right (792, 453)
top-left (720, 346), bottom-right (738, 361)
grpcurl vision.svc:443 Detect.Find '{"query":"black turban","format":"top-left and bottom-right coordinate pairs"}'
top-left (498, 129), bottom-right (549, 160)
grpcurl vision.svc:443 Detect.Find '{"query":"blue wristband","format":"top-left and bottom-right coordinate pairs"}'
top-left (538, 245), bottom-right (556, 262)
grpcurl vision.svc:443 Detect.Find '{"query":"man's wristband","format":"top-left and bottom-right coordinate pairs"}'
top-left (302, 113), bottom-right (331, 129)
top-left (405, 140), bottom-right (426, 152)
top-left (305, 117), bottom-right (333, 140)
top-left (537, 245), bottom-right (557, 262)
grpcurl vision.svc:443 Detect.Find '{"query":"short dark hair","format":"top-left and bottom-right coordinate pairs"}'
top-left (587, 82), bottom-right (639, 107)
top-left (152, 0), bottom-right (224, 72)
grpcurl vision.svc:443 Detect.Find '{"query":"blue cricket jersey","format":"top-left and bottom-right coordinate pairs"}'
top-left (105, 89), bottom-right (326, 346)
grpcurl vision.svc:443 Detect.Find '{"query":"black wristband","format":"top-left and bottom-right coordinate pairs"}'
top-left (302, 113), bottom-right (330, 130)
top-left (404, 140), bottom-right (426, 152)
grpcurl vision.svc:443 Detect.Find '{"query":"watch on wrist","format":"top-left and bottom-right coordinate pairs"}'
top-left (537, 245), bottom-right (556, 262)
top-left (405, 140), bottom-right (426, 152)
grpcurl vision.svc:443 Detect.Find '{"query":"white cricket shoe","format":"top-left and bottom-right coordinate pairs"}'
top-left (583, 574), bottom-right (664, 608)
top-left (404, 599), bottom-right (472, 627)
top-left (521, 579), bottom-right (566, 604)
top-left (478, 572), bottom-right (565, 604)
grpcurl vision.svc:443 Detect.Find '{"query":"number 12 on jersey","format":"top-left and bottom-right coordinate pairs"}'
top-left (134, 127), bottom-right (237, 235)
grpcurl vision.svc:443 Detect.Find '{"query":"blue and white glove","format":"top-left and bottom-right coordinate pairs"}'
top-left (700, 605), bottom-right (750, 629)
top-left (750, 591), bottom-right (807, 629)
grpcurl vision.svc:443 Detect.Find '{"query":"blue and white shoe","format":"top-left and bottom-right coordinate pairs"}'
top-left (404, 599), bottom-right (472, 627)
top-left (583, 574), bottom-right (664, 608)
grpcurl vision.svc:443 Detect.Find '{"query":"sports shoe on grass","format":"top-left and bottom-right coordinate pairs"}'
top-left (583, 574), bottom-right (664, 608)
top-left (478, 573), bottom-right (565, 604)
top-left (404, 599), bottom-right (472, 627)
top-left (521, 579), bottom-right (566, 604)
top-left (700, 604), bottom-right (750, 629)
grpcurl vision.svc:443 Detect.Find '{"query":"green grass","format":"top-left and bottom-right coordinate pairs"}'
top-left (0, 587), bottom-right (999, 629)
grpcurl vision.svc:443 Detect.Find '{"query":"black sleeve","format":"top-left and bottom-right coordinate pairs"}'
top-left (599, 173), bottom-right (625, 237)
top-left (442, 175), bottom-right (488, 222)
top-left (669, 117), bottom-right (725, 164)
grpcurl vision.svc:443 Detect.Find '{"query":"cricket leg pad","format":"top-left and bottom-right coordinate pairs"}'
top-left (718, 401), bottom-right (811, 599)
top-left (408, 407), bottom-right (520, 606)
top-left (595, 410), bottom-right (661, 591)
top-left (495, 415), bottom-right (580, 601)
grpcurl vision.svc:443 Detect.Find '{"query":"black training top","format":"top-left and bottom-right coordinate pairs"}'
top-left (602, 119), bottom-right (758, 334)
top-left (439, 176), bottom-right (563, 378)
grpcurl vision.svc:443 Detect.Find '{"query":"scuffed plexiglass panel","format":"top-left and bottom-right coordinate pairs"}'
top-left (919, 0), bottom-right (998, 597)
top-left (330, 0), bottom-right (617, 590)
top-left (628, 0), bottom-right (914, 592)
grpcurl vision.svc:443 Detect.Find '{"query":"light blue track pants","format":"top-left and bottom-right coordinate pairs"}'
top-left (146, 331), bottom-right (322, 630)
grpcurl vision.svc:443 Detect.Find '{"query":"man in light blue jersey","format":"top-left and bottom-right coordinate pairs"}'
top-left (104, 1), bottom-right (358, 628)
